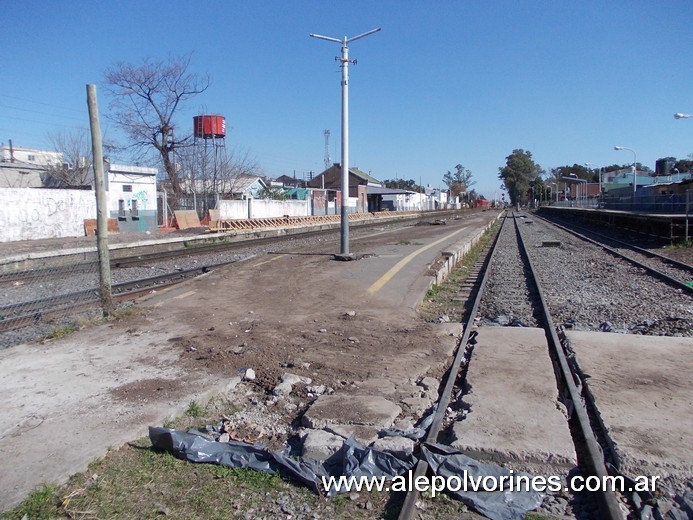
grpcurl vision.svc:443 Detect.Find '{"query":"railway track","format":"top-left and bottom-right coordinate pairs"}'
top-left (0, 260), bottom-right (239, 334)
top-left (535, 213), bottom-right (693, 293)
top-left (399, 213), bottom-right (631, 520)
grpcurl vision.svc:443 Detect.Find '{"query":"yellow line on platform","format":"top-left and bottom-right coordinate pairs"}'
top-left (173, 290), bottom-right (197, 299)
top-left (367, 226), bottom-right (467, 295)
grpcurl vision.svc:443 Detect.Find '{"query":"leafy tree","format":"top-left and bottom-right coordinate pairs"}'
top-left (443, 164), bottom-right (474, 199)
top-left (656, 156), bottom-right (693, 173)
top-left (674, 159), bottom-right (693, 172)
top-left (104, 53), bottom-right (210, 195)
top-left (553, 164), bottom-right (592, 181)
top-left (257, 186), bottom-right (288, 200)
top-left (498, 149), bottom-right (543, 206)
top-left (382, 178), bottom-right (422, 192)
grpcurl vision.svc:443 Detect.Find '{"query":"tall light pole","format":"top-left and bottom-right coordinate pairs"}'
top-left (585, 162), bottom-right (603, 203)
top-left (614, 146), bottom-right (637, 195)
top-left (674, 113), bottom-right (692, 240)
top-left (310, 27), bottom-right (381, 256)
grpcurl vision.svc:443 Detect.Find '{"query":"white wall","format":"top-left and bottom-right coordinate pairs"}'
top-left (0, 188), bottom-right (96, 242)
top-left (218, 199), bottom-right (309, 220)
top-left (108, 173), bottom-right (157, 215)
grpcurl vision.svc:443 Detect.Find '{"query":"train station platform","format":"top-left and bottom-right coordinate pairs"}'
top-left (0, 210), bottom-right (436, 268)
top-left (538, 205), bottom-right (690, 242)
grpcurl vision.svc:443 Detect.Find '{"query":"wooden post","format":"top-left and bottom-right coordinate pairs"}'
top-left (86, 84), bottom-right (114, 316)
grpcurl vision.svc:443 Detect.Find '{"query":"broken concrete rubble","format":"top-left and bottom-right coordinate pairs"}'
top-left (371, 436), bottom-right (415, 458)
top-left (272, 373), bottom-right (312, 397)
top-left (301, 394), bottom-right (402, 430)
top-left (300, 429), bottom-right (344, 461)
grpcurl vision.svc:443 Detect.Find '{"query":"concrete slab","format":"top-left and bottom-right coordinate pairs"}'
top-left (302, 394), bottom-right (401, 430)
top-left (451, 327), bottom-right (576, 469)
top-left (301, 429), bottom-right (345, 461)
top-left (566, 331), bottom-right (693, 480)
top-left (324, 424), bottom-right (381, 445)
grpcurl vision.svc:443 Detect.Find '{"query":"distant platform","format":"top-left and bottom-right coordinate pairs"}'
top-left (538, 206), bottom-right (689, 242)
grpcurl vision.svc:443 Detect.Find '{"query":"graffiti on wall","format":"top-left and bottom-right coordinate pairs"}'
top-left (132, 190), bottom-right (148, 209)
top-left (0, 188), bottom-right (96, 242)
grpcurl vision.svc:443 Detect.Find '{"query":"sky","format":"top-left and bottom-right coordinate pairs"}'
top-left (2, 1), bottom-right (693, 199)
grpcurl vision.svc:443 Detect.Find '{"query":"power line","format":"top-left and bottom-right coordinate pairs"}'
top-left (0, 103), bottom-right (87, 123)
top-left (0, 94), bottom-right (84, 114)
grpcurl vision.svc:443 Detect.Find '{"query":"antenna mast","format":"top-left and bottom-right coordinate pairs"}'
top-left (323, 129), bottom-right (331, 170)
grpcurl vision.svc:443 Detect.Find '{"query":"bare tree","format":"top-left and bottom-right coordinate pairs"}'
top-left (104, 54), bottom-right (210, 194)
top-left (176, 144), bottom-right (262, 197)
top-left (43, 129), bottom-right (93, 186)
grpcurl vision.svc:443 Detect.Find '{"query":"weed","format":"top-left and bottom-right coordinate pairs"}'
top-left (9, 484), bottom-right (58, 519)
top-left (666, 239), bottom-right (692, 249)
top-left (45, 324), bottom-right (77, 340)
top-left (425, 284), bottom-right (442, 300)
top-left (185, 400), bottom-right (204, 418)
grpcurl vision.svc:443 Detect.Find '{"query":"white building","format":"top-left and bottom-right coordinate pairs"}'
top-left (0, 143), bottom-right (63, 166)
top-left (105, 161), bottom-right (158, 232)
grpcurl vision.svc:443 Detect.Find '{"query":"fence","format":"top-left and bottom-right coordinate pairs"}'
top-left (0, 239), bottom-right (102, 349)
top-left (546, 190), bottom-right (691, 215)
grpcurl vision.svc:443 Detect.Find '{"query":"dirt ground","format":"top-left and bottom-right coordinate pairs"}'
top-left (135, 221), bottom-right (473, 444)
top-left (1, 215), bottom-right (493, 511)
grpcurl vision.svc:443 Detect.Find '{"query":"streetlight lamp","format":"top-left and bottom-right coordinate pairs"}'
top-left (674, 113), bottom-right (693, 119)
top-left (310, 27), bottom-right (381, 256)
top-left (614, 146), bottom-right (637, 195)
top-left (585, 162), bottom-right (603, 204)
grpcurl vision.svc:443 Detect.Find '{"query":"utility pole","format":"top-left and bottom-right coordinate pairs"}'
top-left (310, 27), bottom-right (381, 256)
top-left (86, 84), bottom-right (114, 316)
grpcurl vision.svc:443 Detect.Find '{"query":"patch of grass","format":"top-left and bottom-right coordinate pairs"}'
top-left (425, 284), bottom-right (443, 300)
top-left (5, 484), bottom-right (59, 519)
top-left (666, 239), bottom-right (692, 249)
top-left (45, 324), bottom-right (77, 340)
top-left (185, 400), bottom-right (204, 418)
top-left (418, 221), bottom-right (500, 322)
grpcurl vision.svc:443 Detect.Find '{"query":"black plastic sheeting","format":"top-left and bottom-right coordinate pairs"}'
top-left (149, 427), bottom-right (415, 496)
top-left (149, 426), bottom-right (551, 519)
top-left (421, 443), bottom-right (545, 520)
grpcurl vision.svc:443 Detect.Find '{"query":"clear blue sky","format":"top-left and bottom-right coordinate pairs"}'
top-left (2, 1), bottom-right (692, 198)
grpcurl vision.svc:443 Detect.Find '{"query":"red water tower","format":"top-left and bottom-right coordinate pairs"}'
top-left (193, 115), bottom-right (226, 139)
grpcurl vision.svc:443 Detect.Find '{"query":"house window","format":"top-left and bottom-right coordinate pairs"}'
top-left (122, 184), bottom-right (132, 192)
top-left (118, 200), bottom-right (126, 220)
top-left (131, 199), bottom-right (139, 219)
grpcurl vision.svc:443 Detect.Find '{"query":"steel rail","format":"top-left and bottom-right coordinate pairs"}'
top-left (535, 213), bottom-right (692, 293)
top-left (512, 213), bottom-right (624, 519)
top-left (397, 214), bottom-right (504, 519)
top-left (0, 260), bottom-right (236, 333)
top-left (548, 216), bottom-right (692, 270)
